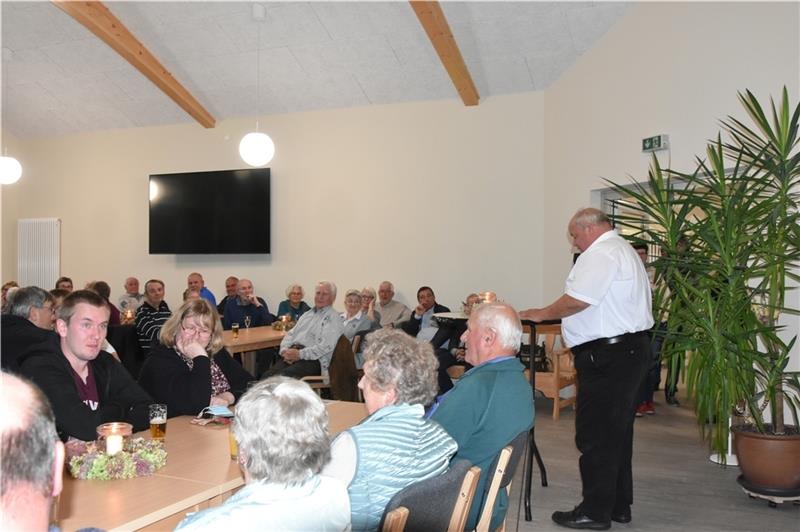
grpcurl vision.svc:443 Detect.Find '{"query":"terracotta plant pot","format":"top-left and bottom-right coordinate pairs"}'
top-left (732, 424), bottom-right (800, 490)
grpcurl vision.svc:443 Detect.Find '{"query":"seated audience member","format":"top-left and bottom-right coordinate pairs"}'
top-left (1, 372), bottom-right (66, 532)
top-left (1, 287), bottom-right (57, 371)
top-left (19, 290), bottom-right (151, 441)
top-left (277, 283), bottom-right (311, 322)
top-left (340, 289), bottom-right (380, 343)
top-left (401, 286), bottom-right (450, 343)
top-left (187, 272), bottom-right (216, 306)
top-left (264, 281), bottom-right (344, 379)
top-left (139, 299), bottom-right (253, 416)
top-left (135, 279), bottom-right (171, 353)
top-left (55, 276), bottom-right (73, 292)
top-left (49, 288), bottom-right (70, 309)
top-left (216, 276), bottom-right (239, 316)
top-left (1, 280), bottom-right (19, 312)
top-left (223, 279), bottom-right (276, 330)
top-left (176, 377), bottom-right (350, 531)
top-left (431, 293), bottom-right (480, 393)
top-left (87, 281), bottom-right (121, 326)
top-left (183, 288), bottom-right (200, 301)
top-left (429, 302), bottom-right (534, 531)
top-left (323, 329), bottom-right (457, 531)
top-left (375, 281), bottom-right (411, 328)
top-left (118, 276), bottom-right (144, 313)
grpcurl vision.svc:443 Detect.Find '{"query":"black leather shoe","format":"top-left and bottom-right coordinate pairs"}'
top-left (552, 508), bottom-right (611, 530)
top-left (611, 508), bottom-right (632, 523)
top-left (665, 394), bottom-right (680, 406)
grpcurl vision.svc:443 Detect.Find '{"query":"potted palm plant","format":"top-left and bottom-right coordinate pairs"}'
top-left (607, 87), bottom-right (800, 492)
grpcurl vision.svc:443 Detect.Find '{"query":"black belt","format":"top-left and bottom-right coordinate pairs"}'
top-left (572, 331), bottom-right (648, 353)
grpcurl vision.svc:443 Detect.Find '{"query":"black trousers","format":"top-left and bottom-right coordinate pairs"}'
top-left (572, 333), bottom-right (649, 522)
top-left (261, 359), bottom-right (321, 380)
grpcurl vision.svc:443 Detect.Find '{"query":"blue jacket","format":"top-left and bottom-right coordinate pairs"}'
top-left (222, 297), bottom-right (276, 330)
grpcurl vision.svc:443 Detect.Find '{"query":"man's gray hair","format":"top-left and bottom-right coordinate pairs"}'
top-left (7, 287), bottom-right (53, 319)
top-left (1, 372), bottom-right (58, 498)
top-left (233, 377), bottom-right (330, 484)
top-left (317, 280), bottom-right (337, 299)
top-left (571, 207), bottom-right (611, 229)
top-left (362, 328), bottom-right (439, 407)
top-left (472, 302), bottom-right (523, 352)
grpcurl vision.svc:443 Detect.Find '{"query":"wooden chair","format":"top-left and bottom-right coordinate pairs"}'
top-left (382, 506), bottom-right (409, 532)
top-left (301, 335), bottom-right (359, 401)
top-left (379, 459), bottom-right (480, 532)
top-left (524, 323), bottom-right (577, 420)
top-left (475, 430), bottom-right (529, 532)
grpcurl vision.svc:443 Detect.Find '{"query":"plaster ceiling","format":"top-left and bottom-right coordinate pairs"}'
top-left (1, 1), bottom-right (629, 139)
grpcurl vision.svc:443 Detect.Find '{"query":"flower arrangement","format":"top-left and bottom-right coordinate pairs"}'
top-left (68, 437), bottom-right (167, 480)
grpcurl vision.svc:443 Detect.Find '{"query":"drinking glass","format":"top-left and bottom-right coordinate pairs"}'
top-left (231, 323), bottom-right (240, 339)
top-left (149, 404), bottom-right (167, 440)
top-left (244, 316), bottom-right (252, 329)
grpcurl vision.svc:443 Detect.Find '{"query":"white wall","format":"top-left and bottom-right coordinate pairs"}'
top-left (542, 1), bottom-right (800, 300)
top-left (1, 93), bottom-right (545, 312)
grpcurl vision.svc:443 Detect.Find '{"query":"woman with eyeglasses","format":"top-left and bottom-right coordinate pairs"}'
top-left (139, 299), bottom-right (253, 416)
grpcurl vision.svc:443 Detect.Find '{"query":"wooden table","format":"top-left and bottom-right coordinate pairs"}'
top-left (57, 401), bottom-right (367, 531)
top-left (221, 325), bottom-right (285, 375)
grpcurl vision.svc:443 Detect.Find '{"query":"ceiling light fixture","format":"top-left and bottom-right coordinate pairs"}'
top-left (0, 150), bottom-right (22, 185)
top-left (239, 3), bottom-right (274, 167)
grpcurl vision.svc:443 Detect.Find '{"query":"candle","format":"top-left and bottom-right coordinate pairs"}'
top-left (106, 434), bottom-right (124, 456)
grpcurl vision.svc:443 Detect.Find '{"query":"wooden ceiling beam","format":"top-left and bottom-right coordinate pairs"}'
top-left (52, 0), bottom-right (216, 128)
top-left (410, 1), bottom-right (479, 106)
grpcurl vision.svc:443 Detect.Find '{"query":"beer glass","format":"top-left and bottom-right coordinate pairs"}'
top-left (149, 404), bottom-right (167, 440)
top-left (231, 323), bottom-right (240, 339)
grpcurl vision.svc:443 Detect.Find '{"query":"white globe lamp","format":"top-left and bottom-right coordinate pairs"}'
top-left (239, 132), bottom-right (274, 167)
top-left (0, 156), bottom-right (22, 185)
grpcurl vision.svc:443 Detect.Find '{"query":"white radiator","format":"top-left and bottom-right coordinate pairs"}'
top-left (17, 218), bottom-right (61, 288)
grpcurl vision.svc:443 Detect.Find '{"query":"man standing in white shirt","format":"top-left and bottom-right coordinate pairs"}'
top-left (522, 208), bottom-right (653, 530)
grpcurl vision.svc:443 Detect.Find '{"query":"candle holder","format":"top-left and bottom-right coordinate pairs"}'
top-left (96, 422), bottom-right (133, 456)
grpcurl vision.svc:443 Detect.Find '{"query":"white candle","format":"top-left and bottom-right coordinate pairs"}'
top-left (106, 434), bottom-right (123, 456)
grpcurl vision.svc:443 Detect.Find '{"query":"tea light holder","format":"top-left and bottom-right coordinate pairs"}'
top-left (96, 422), bottom-right (133, 456)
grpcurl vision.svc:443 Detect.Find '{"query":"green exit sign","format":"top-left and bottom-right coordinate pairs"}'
top-left (642, 134), bottom-right (669, 152)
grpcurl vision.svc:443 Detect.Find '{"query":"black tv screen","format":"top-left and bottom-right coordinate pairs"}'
top-left (149, 168), bottom-right (270, 254)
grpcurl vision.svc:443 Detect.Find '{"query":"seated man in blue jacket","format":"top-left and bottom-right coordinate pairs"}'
top-left (222, 279), bottom-right (276, 330)
top-left (429, 302), bottom-right (534, 531)
top-left (223, 279), bottom-right (276, 377)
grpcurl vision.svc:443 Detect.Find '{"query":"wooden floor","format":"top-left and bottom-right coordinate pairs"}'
top-left (506, 389), bottom-right (800, 532)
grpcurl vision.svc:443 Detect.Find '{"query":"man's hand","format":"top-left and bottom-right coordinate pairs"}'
top-left (248, 294), bottom-right (261, 307)
top-left (414, 304), bottom-right (426, 316)
top-left (281, 348), bottom-right (301, 363)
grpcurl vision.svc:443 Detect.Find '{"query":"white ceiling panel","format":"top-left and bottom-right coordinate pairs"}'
top-left (1, 1), bottom-right (629, 138)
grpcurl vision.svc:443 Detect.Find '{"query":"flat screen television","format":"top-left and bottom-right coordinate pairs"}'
top-left (149, 168), bottom-right (270, 254)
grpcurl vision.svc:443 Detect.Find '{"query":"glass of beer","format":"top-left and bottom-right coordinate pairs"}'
top-left (149, 404), bottom-right (167, 440)
top-left (228, 422), bottom-right (238, 461)
top-left (231, 323), bottom-right (240, 339)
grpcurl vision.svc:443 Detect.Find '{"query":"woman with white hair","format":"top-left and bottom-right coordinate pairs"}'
top-left (176, 377), bottom-right (350, 530)
top-left (277, 283), bottom-right (311, 322)
top-left (322, 329), bottom-right (457, 531)
top-left (341, 289), bottom-right (381, 343)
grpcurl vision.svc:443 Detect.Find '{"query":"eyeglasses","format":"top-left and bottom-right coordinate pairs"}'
top-left (37, 305), bottom-right (55, 314)
top-left (181, 324), bottom-right (211, 336)
top-left (361, 295), bottom-right (374, 299)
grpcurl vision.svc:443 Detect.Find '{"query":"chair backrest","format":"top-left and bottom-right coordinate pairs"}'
top-left (382, 506), bottom-right (409, 532)
top-left (328, 335), bottom-right (359, 401)
top-left (379, 459), bottom-right (475, 532)
top-left (474, 429), bottom-right (530, 531)
top-left (449, 465), bottom-right (480, 532)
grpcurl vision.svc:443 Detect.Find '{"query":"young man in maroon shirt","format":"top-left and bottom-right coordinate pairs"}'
top-left (20, 290), bottom-right (151, 441)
